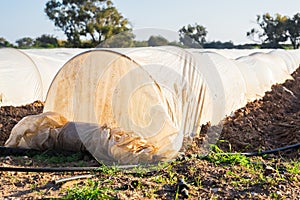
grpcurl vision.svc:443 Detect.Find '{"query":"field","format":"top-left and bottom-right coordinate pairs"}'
top-left (1, 68), bottom-right (300, 199)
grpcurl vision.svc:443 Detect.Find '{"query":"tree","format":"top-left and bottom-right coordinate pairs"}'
top-left (0, 37), bottom-right (13, 47)
top-left (179, 24), bottom-right (207, 48)
top-left (16, 37), bottom-right (34, 48)
top-left (45, 0), bottom-right (130, 47)
top-left (147, 35), bottom-right (169, 46)
top-left (133, 40), bottom-right (148, 47)
top-left (286, 13), bottom-right (300, 49)
top-left (203, 41), bottom-right (235, 49)
top-left (98, 31), bottom-right (135, 48)
top-left (34, 34), bottom-right (58, 48)
top-left (247, 13), bottom-right (288, 48)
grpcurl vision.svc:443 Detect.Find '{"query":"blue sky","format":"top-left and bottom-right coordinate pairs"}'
top-left (1, 0), bottom-right (300, 45)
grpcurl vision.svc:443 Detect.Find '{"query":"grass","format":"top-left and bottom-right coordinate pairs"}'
top-left (94, 164), bottom-right (119, 175)
top-left (64, 156), bottom-right (297, 199)
top-left (205, 144), bottom-right (251, 166)
top-left (62, 180), bottom-right (116, 200)
top-left (286, 161), bottom-right (300, 174)
top-left (3, 145), bottom-right (300, 199)
top-left (33, 152), bottom-right (84, 164)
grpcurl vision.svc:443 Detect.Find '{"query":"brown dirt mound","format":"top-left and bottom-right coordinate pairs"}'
top-left (0, 101), bottom-right (44, 146)
top-left (218, 67), bottom-right (300, 157)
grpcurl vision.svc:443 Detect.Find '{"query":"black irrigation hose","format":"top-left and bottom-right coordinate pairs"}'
top-left (1, 142), bottom-right (300, 172)
top-left (0, 166), bottom-right (100, 172)
top-left (0, 146), bottom-right (80, 157)
top-left (214, 142), bottom-right (300, 157)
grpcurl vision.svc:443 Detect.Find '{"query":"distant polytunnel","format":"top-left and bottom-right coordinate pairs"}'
top-left (0, 48), bottom-right (43, 106)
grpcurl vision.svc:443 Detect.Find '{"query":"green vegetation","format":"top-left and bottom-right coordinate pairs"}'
top-left (99, 31), bottom-right (135, 48)
top-left (286, 161), bottom-right (300, 174)
top-left (63, 180), bottom-right (116, 200)
top-left (0, 37), bottom-right (14, 47)
top-left (6, 147), bottom-right (297, 199)
top-left (45, 0), bottom-right (130, 48)
top-left (94, 164), bottom-right (119, 175)
top-left (55, 151), bottom-right (300, 199)
top-left (33, 152), bottom-right (83, 164)
top-left (16, 34), bottom-right (58, 49)
top-left (148, 35), bottom-right (170, 47)
top-left (206, 150), bottom-right (251, 167)
top-left (247, 13), bottom-right (300, 49)
top-left (16, 37), bottom-right (34, 48)
top-left (34, 34), bottom-right (59, 48)
top-left (179, 23), bottom-right (207, 48)
top-left (2, 2), bottom-right (300, 49)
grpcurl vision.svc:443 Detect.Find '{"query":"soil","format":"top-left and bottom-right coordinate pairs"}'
top-left (0, 101), bottom-right (44, 146)
top-left (1, 68), bottom-right (300, 199)
top-left (218, 68), bottom-right (300, 158)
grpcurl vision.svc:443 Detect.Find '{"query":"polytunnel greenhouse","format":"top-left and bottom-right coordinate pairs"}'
top-left (0, 48), bottom-right (43, 106)
top-left (3, 46), bottom-right (300, 165)
top-left (0, 48), bottom-right (86, 106)
top-left (22, 48), bottom-right (87, 99)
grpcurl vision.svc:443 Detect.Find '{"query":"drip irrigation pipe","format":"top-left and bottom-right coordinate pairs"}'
top-left (0, 166), bottom-right (100, 172)
top-left (0, 142), bottom-right (300, 172)
top-left (0, 146), bottom-right (79, 157)
top-left (213, 142), bottom-right (300, 157)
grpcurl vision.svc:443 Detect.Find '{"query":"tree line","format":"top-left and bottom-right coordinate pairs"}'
top-left (1, 0), bottom-right (300, 49)
top-left (0, 34), bottom-right (60, 49)
top-left (247, 13), bottom-right (300, 49)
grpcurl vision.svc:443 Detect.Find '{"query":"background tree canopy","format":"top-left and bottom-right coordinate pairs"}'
top-left (15, 35), bottom-right (58, 48)
top-left (3, 3), bottom-right (300, 49)
top-left (16, 37), bottom-right (34, 48)
top-left (34, 34), bottom-right (58, 48)
top-left (0, 37), bottom-right (14, 48)
top-left (45, 0), bottom-right (130, 47)
top-left (148, 35), bottom-right (169, 47)
top-left (247, 13), bottom-right (300, 49)
top-left (179, 24), bottom-right (207, 48)
top-left (98, 31), bottom-right (135, 48)
top-left (286, 13), bottom-right (300, 49)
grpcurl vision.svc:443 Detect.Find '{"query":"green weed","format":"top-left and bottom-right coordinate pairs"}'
top-left (33, 152), bottom-right (83, 164)
top-left (286, 161), bottom-right (300, 175)
top-left (94, 164), bottom-right (119, 175)
top-left (62, 180), bottom-right (116, 200)
top-left (206, 150), bottom-right (250, 167)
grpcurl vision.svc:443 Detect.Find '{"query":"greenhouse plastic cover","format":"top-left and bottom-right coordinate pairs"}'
top-left (0, 48), bottom-right (86, 106)
top-left (4, 47), bottom-right (300, 165)
top-left (0, 48), bottom-right (43, 106)
top-left (22, 48), bottom-right (87, 99)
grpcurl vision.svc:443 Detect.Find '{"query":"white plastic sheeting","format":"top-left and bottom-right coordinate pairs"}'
top-left (42, 47), bottom-right (300, 164)
top-left (22, 48), bottom-right (87, 99)
top-left (4, 47), bottom-right (300, 165)
top-left (189, 49), bottom-right (295, 102)
top-left (0, 48), bottom-right (43, 106)
top-left (236, 51), bottom-right (293, 100)
top-left (43, 47), bottom-right (209, 163)
top-left (189, 51), bottom-right (247, 121)
top-left (189, 48), bottom-right (272, 59)
top-left (0, 48), bottom-right (86, 106)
